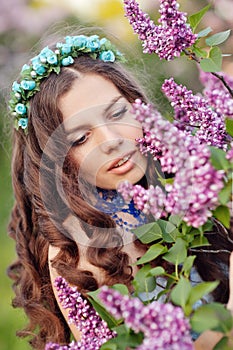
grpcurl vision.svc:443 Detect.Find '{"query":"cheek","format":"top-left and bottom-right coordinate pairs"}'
top-left (121, 124), bottom-right (143, 140)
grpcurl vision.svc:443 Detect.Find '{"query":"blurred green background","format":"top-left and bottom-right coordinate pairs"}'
top-left (0, 1), bottom-right (232, 349)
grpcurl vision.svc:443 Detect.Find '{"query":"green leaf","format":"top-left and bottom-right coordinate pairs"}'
top-left (209, 146), bottom-right (229, 170)
top-left (100, 331), bottom-right (143, 350)
top-left (189, 5), bottom-right (210, 32)
top-left (219, 179), bottom-right (232, 205)
top-left (213, 205), bottom-right (230, 229)
top-left (146, 266), bottom-right (165, 277)
top-left (100, 341), bottom-right (117, 350)
top-left (190, 235), bottom-right (210, 248)
top-left (198, 27), bottom-right (213, 38)
top-left (213, 336), bottom-right (232, 350)
top-left (188, 281), bottom-right (219, 306)
top-left (156, 219), bottom-right (179, 242)
top-left (136, 243), bottom-right (167, 265)
top-left (206, 30), bottom-right (231, 46)
top-left (87, 289), bottom-right (119, 329)
top-left (132, 264), bottom-right (157, 294)
top-left (226, 118), bottom-right (233, 137)
top-left (168, 214), bottom-right (182, 227)
top-left (181, 256), bottom-right (196, 277)
top-left (200, 46), bottom-right (222, 72)
top-left (133, 222), bottom-right (162, 244)
top-left (170, 276), bottom-right (192, 309)
top-left (192, 46), bottom-right (208, 58)
top-left (111, 284), bottom-right (129, 296)
top-left (191, 303), bottom-right (233, 333)
top-left (163, 238), bottom-right (187, 265)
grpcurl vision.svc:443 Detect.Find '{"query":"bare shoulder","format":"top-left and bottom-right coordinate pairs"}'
top-left (193, 330), bottom-right (224, 350)
top-left (48, 245), bottom-right (82, 341)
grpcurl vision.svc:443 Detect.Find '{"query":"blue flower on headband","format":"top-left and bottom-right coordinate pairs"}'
top-left (40, 47), bottom-right (54, 58)
top-left (86, 36), bottom-right (100, 51)
top-left (18, 118), bottom-right (28, 129)
top-left (21, 64), bottom-right (31, 72)
top-left (33, 63), bottom-right (46, 75)
top-left (31, 55), bottom-right (41, 66)
top-left (60, 43), bottom-right (72, 55)
top-left (21, 80), bottom-right (36, 91)
top-left (61, 56), bottom-right (74, 66)
top-left (99, 50), bottom-right (115, 62)
top-left (12, 81), bottom-right (21, 93)
top-left (15, 103), bottom-right (27, 115)
top-left (72, 35), bottom-right (88, 48)
top-left (47, 54), bottom-right (58, 65)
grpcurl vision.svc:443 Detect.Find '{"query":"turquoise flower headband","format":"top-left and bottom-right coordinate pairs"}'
top-left (9, 35), bottom-right (126, 133)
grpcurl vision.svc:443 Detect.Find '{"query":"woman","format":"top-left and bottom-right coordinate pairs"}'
top-left (7, 33), bottom-right (233, 349)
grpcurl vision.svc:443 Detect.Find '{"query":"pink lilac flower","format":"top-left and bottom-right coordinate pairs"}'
top-left (45, 277), bottom-right (115, 350)
top-left (118, 100), bottom-right (224, 227)
top-left (123, 0), bottom-right (197, 60)
top-left (99, 286), bottom-right (194, 350)
top-left (162, 78), bottom-right (227, 150)
top-left (199, 70), bottom-right (233, 118)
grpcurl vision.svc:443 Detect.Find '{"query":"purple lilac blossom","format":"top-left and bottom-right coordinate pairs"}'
top-left (45, 277), bottom-right (115, 350)
top-left (123, 0), bottom-right (197, 60)
top-left (199, 70), bottom-right (233, 118)
top-left (118, 100), bottom-right (224, 227)
top-left (162, 78), bottom-right (227, 150)
top-left (99, 286), bottom-right (194, 350)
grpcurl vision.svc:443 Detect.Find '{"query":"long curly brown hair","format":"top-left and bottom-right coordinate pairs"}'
top-left (7, 43), bottom-right (233, 349)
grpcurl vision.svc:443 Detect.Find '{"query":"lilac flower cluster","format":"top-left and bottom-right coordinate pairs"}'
top-left (99, 286), bottom-right (194, 350)
top-left (45, 277), bottom-right (115, 350)
top-left (118, 99), bottom-right (224, 227)
top-left (123, 0), bottom-right (197, 60)
top-left (161, 78), bottom-right (227, 150)
top-left (199, 70), bottom-right (233, 118)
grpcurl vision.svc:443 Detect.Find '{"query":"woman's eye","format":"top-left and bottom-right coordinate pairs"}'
top-left (71, 134), bottom-right (88, 147)
top-left (111, 105), bottom-right (128, 119)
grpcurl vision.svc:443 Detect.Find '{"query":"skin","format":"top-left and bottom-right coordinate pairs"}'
top-left (59, 73), bottom-right (148, 190)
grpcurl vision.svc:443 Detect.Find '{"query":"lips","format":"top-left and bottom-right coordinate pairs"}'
top-left (108, 151), bottom-right (135, 171)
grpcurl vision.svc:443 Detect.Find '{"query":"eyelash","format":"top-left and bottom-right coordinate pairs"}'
top-left (71, 133), bottom-right (89, 147)
top-left (110, 105), bottom-right (128, 120)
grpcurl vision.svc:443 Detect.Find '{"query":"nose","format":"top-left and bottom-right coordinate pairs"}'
top-left (98, 125), bottom-right (124, 154)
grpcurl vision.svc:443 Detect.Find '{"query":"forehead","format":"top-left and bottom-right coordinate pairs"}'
top-left (59, 73), bottom-right (121, 121)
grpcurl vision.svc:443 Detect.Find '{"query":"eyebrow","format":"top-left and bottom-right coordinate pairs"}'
top-left (103, 95), bottom-right (124, 114)
top-left (66, 95), bottom-right (124, 139)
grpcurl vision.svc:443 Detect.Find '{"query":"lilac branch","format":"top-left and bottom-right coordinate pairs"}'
top-left (183, 49), bottom-right (233, 98)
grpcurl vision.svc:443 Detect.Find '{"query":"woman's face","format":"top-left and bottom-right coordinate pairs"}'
top-left (59, 73), bottom-right (148, 190)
